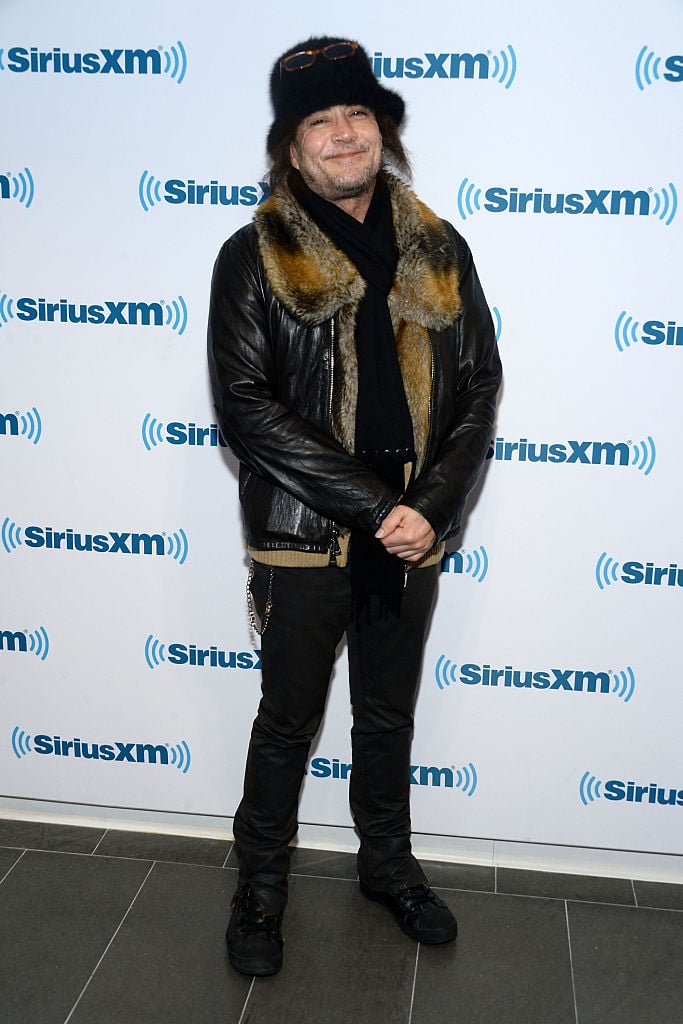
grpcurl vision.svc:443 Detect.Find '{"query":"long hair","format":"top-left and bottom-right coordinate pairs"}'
top-left (265, 110), bottom-right (412, 194)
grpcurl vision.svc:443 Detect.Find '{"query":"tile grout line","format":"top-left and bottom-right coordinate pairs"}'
top-left (407, 943), bottom-right (420, 1024)
top-left (61, 860), bottom-right (157, 1024)
top-left (0, 845), bottom-right (154, 864)
top-left (0, 847), bottom-right (27, 886)
top-left (564, 900), bottom-right (580, 1024)
top-left (236, 977), bottom-right (255, 1024)
top-left (434, 884), bottom-right (677, 910)
top-left (90, 829), bottom-right (109, 856)
top-left (631, 878), bottom-right (638, 907)
top-left (222, 840), bottom-right (235, 869)
top-left (291, 872), bottom-right (358, 884)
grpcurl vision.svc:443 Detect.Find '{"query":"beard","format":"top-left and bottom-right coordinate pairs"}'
top-left (318, 161), bottom-right (378, 200)
top-left (296, 145), bottom-right (382, 204)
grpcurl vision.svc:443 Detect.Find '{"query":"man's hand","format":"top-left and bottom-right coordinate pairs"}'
top-left (375, 505), bottom-right (436, 563)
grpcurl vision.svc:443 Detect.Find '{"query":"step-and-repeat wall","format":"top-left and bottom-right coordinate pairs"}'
top-left (2, 0), bottom-right (681, 858)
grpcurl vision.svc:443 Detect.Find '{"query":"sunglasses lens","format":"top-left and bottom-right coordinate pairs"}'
top-left (322, 42), bottom-right (357, 61)
top-left (282, 50), bottom-right (316, 71)
top-left (280, 41), bottom-right (357, 73)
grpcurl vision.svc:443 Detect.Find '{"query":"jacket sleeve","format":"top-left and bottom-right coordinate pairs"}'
top-left (207, 229), bottom-right (401, 535)
top-left (401, 229), bottom-right (502, 541)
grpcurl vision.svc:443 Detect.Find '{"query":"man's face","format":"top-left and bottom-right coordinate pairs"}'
top-left (289, 104), bottom-right (382, 204)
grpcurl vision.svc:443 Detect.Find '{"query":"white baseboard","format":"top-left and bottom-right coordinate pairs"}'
top-left (1, 798), bottom-right (681, 884)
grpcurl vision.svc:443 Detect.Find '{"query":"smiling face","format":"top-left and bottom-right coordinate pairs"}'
top-left (289, 104), bottom-right (383, 216)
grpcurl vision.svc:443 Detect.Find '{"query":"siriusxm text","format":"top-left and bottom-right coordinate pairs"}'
top-left (166, 423), bottom-right (227, 447)
top-left (15, 298), bottom-right (164, 326)
top-left (167, 645), bottom-right (260, 670)
top-left (621, 562), bottom-right (683, 587)
top-left (0, 630), bottom-right (27, 652)
top-left (309, 757), bottom-right (462, 788)
top-left (163, 180), bottom-right (268, 206)
top-left (604, 780), bottom-right (683, 806)
top-left (0, 414), bottom-right (20, 436)
top-left (458, 664), bottom-right (610, 692)
top-left (5, 47), bottom-right (166, 75)
top-left (484, 188), bottom-right (650, 216)
top-left (23, 527), bottom-right (167, 555)
top-left (32, 735), bottom-right (171, 763)
top-left (655, 55), bottom-right (683, 82)
top-left (372, 51), bottom-right (490, 79)
top-left (642, 321), bottom-right (683, 346)
top-left (487, 437), bottom-right (630, 465)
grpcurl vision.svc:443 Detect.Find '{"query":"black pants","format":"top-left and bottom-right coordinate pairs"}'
top-left (233, 561), bottom-right (438, 914)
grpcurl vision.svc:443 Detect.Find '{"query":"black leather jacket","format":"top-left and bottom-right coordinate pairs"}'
top-left (208, 175), bottom-right (501, 560)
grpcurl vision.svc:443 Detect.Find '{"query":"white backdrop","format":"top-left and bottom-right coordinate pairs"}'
top-left (1, 0), bottom-right (682, 875)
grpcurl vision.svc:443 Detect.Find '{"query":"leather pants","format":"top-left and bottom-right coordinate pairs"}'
top-left (233, 561), bottom-right (438, 915)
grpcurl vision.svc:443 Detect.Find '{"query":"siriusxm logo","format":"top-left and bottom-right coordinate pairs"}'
top-left (138, 172), bottom-right (269, 211)
top-left (614, 312), bottom-right (683, 352)
top-left (491, 306), bottom-right (502, 342)
top-left (11, 727), bottom-right (191, 772)
top-left (0, 167), bottom-right (35, 208)
top-left (0, 294), bottom-right (187, 334)
top-left (372, 46), bottom-right (516, 88)
top-left (635, 47), bottom-right (683, 90)
top-left (457, 178), bottom-right (678, 225)
top-left (145, 634), bottom-right (260, 671)
top-left (440, 546), bottom-right (489, 583)
top-left (596, 553), bottom-right (683, 590)
top-left (0, 43), bottom-right (187, 82)
top-left (1, 627), bottom-right (49, 660)
top-left (487, 436), bottom-right (656, 474)
top-left (580, 772), bottom-right (683, 808)
top-left (1, 518), bottom-right (188, 564)
top-left (0, 407), bottom-right (42, 444)
top-left (142, 414), bottom-right (227, 451)
top-left (307, 756), bottom-right (478, 796)
top-left (435, 656), bottom-right (635, 702)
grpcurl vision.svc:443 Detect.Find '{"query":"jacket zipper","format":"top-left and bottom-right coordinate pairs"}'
top-left (328, 317), bottom-right (340, 565)
top-left (328, 316), bottom-right (335, 425)
top-left (400, 339), bottom-right (433, 584)
top-left (422, 338), bottom-right (435, 469)
top-left (329, 525), bottom-right (341, 565)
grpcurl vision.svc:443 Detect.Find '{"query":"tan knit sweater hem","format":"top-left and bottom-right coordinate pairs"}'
top-left (247, 536), bottom-right (444, 569)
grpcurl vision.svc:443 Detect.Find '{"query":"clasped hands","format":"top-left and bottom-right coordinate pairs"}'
top-left (375, 504), bottom-right (436, 563)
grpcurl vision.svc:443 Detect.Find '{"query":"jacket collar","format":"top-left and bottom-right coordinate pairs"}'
top-left (254, 173), bottom-right (461, 329)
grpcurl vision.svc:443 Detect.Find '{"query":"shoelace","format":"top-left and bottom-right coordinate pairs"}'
top-left (396, 884), bottom-right (440, 915)
top-left (232, 887), bottom-right (282, 941)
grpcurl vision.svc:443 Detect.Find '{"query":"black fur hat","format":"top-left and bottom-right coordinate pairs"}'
top-left (267, 36), bottom-right (405, 156)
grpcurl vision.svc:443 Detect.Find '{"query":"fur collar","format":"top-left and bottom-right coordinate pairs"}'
top-left (254, 173), bottom-right (461, 328)
top-left (253, 173), bottom-right (462, 467)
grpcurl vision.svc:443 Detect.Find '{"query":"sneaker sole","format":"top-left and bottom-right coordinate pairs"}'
top-left (228, 949), bottom-right (283, 977)
top-left (359, 881), bottom-right (458, 945)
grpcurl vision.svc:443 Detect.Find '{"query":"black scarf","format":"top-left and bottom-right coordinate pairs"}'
top-left (289, 171), bottom-right (415, 617)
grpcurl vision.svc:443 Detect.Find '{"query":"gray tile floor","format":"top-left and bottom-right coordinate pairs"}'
top-left (0, 818), bottom-right (681, 1023)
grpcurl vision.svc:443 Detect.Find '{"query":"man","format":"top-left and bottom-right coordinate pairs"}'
top-left (208, 36), bottom-right (501, 977)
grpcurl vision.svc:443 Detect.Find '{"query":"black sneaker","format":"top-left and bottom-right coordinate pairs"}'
top-left (226, 884), bottom-right (284, 976)
top-left (360, 881), bottom-right (458, 944)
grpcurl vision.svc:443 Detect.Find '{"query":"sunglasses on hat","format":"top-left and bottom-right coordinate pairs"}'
top-left (280, 40), bottom-right (358, 74)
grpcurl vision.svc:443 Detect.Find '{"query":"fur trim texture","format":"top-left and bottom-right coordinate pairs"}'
top-left (253, 175), bottom-right (462, 467)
